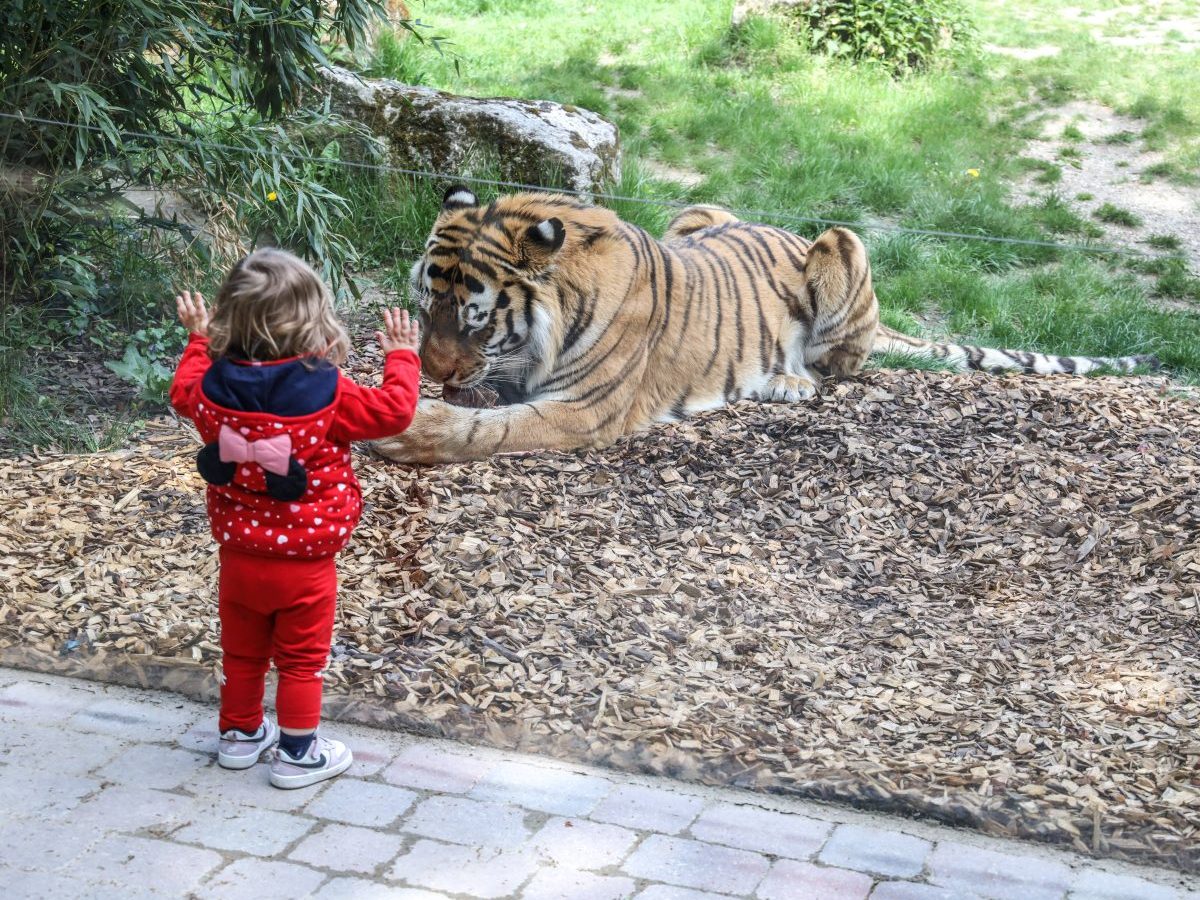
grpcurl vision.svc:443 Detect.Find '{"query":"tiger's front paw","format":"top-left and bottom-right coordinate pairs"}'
top-left (370, 398), bottom-right (456, 464)
top-left (762, 373), bottom-right (818, 403)
top-left (369, 432), bottom-right (422, 463)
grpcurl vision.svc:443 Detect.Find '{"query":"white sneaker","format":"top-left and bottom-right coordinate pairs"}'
top-left (217, 718), bottom-right (279, 770)
top-left (269, 734), bottom-right (353, 789)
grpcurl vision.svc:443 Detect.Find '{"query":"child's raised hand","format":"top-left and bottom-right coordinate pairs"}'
top-left (175, 291), bottom-right (209, 336)
top-left (377, 307), bottom-right (421, 355)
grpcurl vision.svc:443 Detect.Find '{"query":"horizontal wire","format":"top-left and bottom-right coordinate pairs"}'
top-left (0, 108), bottom-right (1157, 258)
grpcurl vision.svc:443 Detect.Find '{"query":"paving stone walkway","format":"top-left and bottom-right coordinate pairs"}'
top-left (1, 668), bottom-right (1197, 900)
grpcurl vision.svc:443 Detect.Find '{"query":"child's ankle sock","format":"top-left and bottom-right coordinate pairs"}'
top-left (279, 730), bottom-right (315, 758)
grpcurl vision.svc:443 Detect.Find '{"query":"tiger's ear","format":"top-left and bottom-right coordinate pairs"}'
top-left (518, 217), bottom-right (566, 271)
top-left (442, 185), bottom-right (478, 210)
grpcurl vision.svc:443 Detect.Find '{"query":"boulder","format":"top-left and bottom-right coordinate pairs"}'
top-left (321, 66), bottom-right (620, 195)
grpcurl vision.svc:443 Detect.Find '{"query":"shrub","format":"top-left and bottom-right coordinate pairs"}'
top-left (0, 0), bottom-right (432, 420)
top-left (788, 0), bottom-right (973, 71)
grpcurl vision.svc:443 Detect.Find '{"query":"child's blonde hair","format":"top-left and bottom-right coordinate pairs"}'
top-left (207, 248), bottom-right (350, 366)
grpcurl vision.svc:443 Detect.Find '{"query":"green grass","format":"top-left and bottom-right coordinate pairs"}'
top-left (1093, 203), bottom-right (1143, 227)
top-left (1017, 157), bottom-right (1062, 184)
top-left (866, 350), bottom-right (960, 373)
top-left (1103, 129), bottom-right (1140, 145)
top-left (1142, 159), bottom-right (1200, 185)
top-left (1134, 255), bottom-right (1200, 302)
top-left (359, 0), bottom-right (1200, 384)
top-left (1146, 233), bottom-right (1183, 251)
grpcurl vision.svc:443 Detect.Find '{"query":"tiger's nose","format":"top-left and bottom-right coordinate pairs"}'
top-left (421, 351), bottom-right (458, 385)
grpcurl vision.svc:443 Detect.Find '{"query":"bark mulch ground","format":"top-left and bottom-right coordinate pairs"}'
top-left (1, 368), bottom-right (1197, 872)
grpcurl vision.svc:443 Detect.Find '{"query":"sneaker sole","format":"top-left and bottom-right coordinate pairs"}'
top-left (269, 751), bottom-right (354, 789)
top-left (218, 721), bottom-right (278, 770)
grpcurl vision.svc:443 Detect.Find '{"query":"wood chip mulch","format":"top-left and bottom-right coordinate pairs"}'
top-left (2, 369), bottom-right (1198, 872)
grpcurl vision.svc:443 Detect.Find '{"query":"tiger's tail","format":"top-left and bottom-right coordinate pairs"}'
top-left (870, 325), bottom-right (1159, 375)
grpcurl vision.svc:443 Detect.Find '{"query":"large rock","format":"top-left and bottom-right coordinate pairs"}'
top-left (322, 66), bottom-right (620, 195)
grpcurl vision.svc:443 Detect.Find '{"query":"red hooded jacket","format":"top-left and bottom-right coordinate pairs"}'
top-left (170, 334), bottom-right (419, 559)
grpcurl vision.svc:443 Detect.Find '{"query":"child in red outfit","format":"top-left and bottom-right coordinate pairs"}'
top-left (170, 248), bottom-right (421, 789)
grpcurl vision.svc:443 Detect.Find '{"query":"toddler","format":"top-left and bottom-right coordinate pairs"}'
top-left (170, 248), bottom-right (421, 788)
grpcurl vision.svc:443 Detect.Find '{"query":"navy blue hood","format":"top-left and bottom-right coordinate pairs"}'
top-left (201, 356), bottom-right (337, 417)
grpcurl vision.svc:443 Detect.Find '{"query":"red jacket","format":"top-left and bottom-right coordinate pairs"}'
top-left (170, 334), bottom-right (419, 559)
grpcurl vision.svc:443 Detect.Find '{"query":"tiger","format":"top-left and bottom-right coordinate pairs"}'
top-left (371, 186), bottom-right (1156, 464)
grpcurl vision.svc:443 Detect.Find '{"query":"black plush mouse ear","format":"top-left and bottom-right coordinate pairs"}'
top-left (265, 458), bottom-right (307, 502)
top-left (197, 443), bottom-right (235, 485)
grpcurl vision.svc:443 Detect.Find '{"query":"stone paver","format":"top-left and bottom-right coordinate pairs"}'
top-left (388, 840), bottom-right (539, 898)
top-left (592, 783), bottom-right (707, 834)
top-left (95, 742), bottom-right (210, 790)
top-left (381, 742), bottom-right (493, 793)
top-left (4, 721), bottom-right (128, 775)
top-left (178, 720), bottom-right (219, 755)
top-left (1069, 869), bottom-right (1181, 900)
top-left (174, 805), bottom-right (314, 856)
top-left (305, 778), bottom-right (416, 827)
top-left (402, 795), bottom-right (530, 849)
top-left (184, 760), bottom-right (317, 811)
top-left (317, 879), bottom-right (450, 899)
top-left (74, 835), bottom-right (224, 897)
top-left (3, 670), bottom-right (1198, 900)
top-left (0, 769), bottom-right (100, 819)
top-left (756, 860), bottom-right (874, 900)
top-left (819, 824), bottom-right (932, 877)
top-left (69, 784), bottom-right (212, 834)
top-left (1, 868), bottom-right (106, 900)
top-left (926, 841), bottom-right (1074, 900)
top-left (289, 822), bottom-right (407, 874)
top-left (0, 818), bottom-right (100, 872)
top-left (469, 758), bottom-right (611, 815)
top-left (869, 884), bottom-right (979, 900)
top-left (342, 735), bottom-right (398, 778)
top-left (197, 859), bottom-right (326, 899)
top-left (636, 888), bottom-right (739, 900)
top-left (68, 695), bottom-right (198, 741)
top-left (528, 815), bottom-right (639, 869)
top-left (521, 867), bottom-right (637, 900)
top-left (0, 678), bottom-right (98, 719)
top-left (624, 835), bottom-right (771, 895)
top-left (690, 802), bottom-right (831, 860)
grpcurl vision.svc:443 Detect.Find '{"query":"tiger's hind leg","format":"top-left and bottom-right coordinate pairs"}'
top-left (800, 227), bottom-right (879, 379)
top-left (664, 206), bottom-right (739, 242)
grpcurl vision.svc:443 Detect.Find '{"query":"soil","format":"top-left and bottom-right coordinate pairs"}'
top-left (1016, 100), bottom-right (1200, 276)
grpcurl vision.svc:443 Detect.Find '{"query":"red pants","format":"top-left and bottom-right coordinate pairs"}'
top-left (218, 547), bottom-right (338, 733)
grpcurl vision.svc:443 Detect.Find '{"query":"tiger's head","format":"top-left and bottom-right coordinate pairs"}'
top-left (408, 186), bottom-right (571, 392)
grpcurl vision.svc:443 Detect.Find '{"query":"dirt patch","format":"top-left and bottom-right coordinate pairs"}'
top-left (1017, 100), bottom-right (1200, 275)
top-left (641, 159), bottom-right (705, 188)
top-left (1061, 5), bottom-right (1200, 49)
top-left (2, 358), bottom-right (1197, 873)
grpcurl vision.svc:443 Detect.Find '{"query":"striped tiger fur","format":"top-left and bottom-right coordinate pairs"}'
top-left (372, 188), bottom-right (1156, 463)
